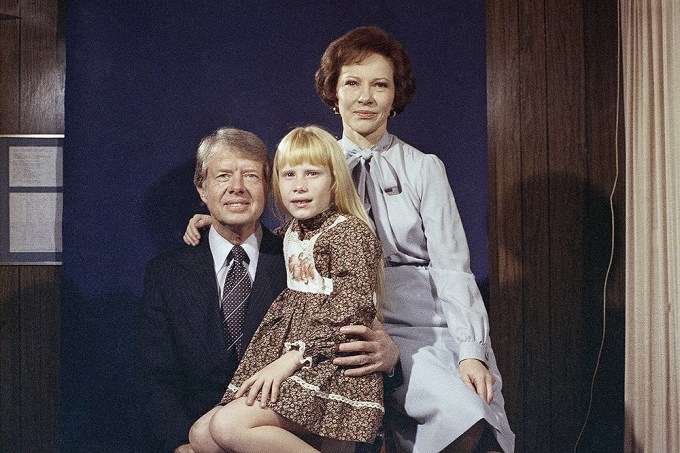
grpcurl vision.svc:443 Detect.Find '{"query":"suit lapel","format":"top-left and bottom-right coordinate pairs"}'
top-left (240, 227), bottom-right (285, 356)
top-left (177, 240), bottom-right (230, 369)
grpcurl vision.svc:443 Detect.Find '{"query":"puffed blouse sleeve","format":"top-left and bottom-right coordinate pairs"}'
top-left (418, 154), bottom-right (490, 364)
top-left (301, 217), bottom-right (382, 364)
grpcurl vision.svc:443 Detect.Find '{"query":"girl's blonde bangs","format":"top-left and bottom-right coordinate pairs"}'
top-left (274, 131), bottom-right (336, 170)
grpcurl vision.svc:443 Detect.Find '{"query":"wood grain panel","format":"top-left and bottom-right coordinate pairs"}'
top-left (581, 0), bottom-right (626, 449)
top-left (545, 0), bottom-right (587, 449)
top-left (517, 0), bottom-right (553, 449)
top-left (0, 0), bottom-right (20, 18)
top-left (19, 266), bottom-right (61, 452)
top-left (0, 267), bottom-right (21, 451)
top-left (19, 0), bottom-right (65, 133)
top-left (486, 0), bottom-right (524, 449)
top-left (0, 18), bottom-right (20, 131)
top-left (487, 0), bottom-right (622, 450)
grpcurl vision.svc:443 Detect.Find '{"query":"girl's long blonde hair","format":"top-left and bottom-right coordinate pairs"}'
top-left (272, 125), bottom-right (384, 317)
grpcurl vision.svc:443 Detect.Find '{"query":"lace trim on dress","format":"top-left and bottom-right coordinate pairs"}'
top-left (288, 376), bottom-right (385, 413)
top-left (226, 379), bottom-right (385, 413)
top-left (284, 340), bottom-right (313, 368)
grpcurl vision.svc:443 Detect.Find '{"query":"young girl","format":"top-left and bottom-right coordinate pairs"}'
top-left (188, 125), bottom-right (384, 453)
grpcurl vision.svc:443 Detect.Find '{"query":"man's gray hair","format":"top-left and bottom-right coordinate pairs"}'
top-left (193, 128), bottom-right (271, 189)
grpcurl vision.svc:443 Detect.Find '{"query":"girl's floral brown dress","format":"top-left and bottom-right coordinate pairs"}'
top-left (219, 207), bottom-right (384, 443)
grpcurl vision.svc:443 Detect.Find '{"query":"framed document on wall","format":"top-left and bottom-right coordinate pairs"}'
top-left (0, 135), bottom-right (64, 265)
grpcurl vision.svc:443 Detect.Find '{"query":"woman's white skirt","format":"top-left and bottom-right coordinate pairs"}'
top-left (382, 266), bottom-right (515, 453)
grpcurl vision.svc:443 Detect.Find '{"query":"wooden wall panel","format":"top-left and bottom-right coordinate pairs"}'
top-left (0, 267), bottom-right (21, 450)
top-left (545, 0), bottom-right (588, 448)
top-left (20, 0), bottom-right (65, 134)
top-left (517, 0), bottom-right (552, 450)
top-left (0, 18), bottom-right (20, 132)
top-left (0, 0), bottom-right (64, 451)
top-left (19, 267), bottom-right (61, 451)
top-left (487, 0), bottom-right (624, 451)
top-left (581, 0), bottom-right (626, 450)
top-left (486, 0), bottom-right (525, 449)
top-left (0, 0), bottom-right (20, 18)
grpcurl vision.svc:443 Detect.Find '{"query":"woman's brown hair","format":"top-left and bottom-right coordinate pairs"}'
top-left (315, 26), bottom-right (416, 115)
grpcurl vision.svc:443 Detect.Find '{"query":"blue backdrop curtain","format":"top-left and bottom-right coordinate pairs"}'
top-left (62, 1), bottom-right (487, 450)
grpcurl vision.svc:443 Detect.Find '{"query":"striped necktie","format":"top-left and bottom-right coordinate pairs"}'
top-left (221, 245), bottom-right (251, 355)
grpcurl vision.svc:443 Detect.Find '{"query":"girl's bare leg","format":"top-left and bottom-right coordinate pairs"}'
top-left (189, 406), bottom-right (224, 453)
top-left (209, 398), bottom-right (320, 453)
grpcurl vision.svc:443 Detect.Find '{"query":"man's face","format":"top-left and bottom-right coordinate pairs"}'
top-left (197, 147), bottom-right (267, 241)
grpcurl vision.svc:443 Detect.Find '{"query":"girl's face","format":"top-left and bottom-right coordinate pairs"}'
top-left (278, 162), bottom-right (333, 220)
top-left (336, 53), bottom-right (395, 149)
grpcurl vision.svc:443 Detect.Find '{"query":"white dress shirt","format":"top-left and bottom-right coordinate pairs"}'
top-left (208, 225), bottom-right (261, 300)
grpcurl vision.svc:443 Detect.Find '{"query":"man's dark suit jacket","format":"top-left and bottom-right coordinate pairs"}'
top-left (133, 226), bottom-right (286, 452)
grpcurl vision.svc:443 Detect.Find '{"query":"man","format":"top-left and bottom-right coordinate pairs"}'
top-left (134, 127), bottom-right (398, 453)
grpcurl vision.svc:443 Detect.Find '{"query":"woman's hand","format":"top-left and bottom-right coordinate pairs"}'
top-left (235, 350), bottom-right (303, 407)
top-left (182, 214), bottom-right (213, 246)
top-left (459, 358), bottom-right (495, 404)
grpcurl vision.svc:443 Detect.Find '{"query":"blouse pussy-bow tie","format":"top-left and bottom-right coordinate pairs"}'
top-left (345, 147), bottom-right (400, 258)
top-left (345, 148), bottom-right (400, 214)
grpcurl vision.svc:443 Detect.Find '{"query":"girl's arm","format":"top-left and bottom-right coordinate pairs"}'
top-left (183, 214), bottom-right (212, 245)
top-left (234, 349), bottom-right (304, 407)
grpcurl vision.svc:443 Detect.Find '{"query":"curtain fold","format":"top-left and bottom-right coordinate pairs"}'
top-left (621, 1), bottom-right (680, 451)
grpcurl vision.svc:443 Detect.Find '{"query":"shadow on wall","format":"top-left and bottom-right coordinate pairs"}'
top-left (61, 278), bottom-right (143, 452)
top-left (60, 161), bottom-right (206, 452)
top-left (142, 158), bottom-right (207, 254)
top-left (578, 171), bottom-right (624, 453)
top-left (496, 170), bottom-right (624, 452)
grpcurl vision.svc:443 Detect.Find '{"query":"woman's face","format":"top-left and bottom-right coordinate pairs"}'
top-left (336, 53), bottom-right (395, 148)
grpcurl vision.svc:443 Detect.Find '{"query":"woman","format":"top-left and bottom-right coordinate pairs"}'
top-left (316, 26), bottom-right (513, 453)
top-left (187, 26), bottom-right (514, 453)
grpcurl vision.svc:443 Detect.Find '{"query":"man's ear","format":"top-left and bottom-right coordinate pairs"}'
top-left (197, 185), bottom-right (207, 204)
